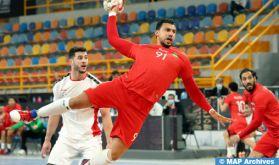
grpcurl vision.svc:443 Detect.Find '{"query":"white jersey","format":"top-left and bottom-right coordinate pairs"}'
top-left (53, 73), bottom-right (101, 141)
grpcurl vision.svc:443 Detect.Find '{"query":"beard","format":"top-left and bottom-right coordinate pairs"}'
top-left (79, 70), bottom-right (86, 74)
top-left (244, 82), bottom-right (256, 92)
top-left (160, 40), bottom-right (172, 48)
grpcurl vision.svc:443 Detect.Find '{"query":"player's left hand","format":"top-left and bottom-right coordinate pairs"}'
top-left (229, 134), bottom-right (240, 146)
top-left (209, 109), bottom-right (231, 126)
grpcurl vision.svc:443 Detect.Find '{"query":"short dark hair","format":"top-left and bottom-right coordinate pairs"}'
top-left (156, 19), bottom-right (175, 30)
top-left (228, 82), bottom-right (238, 92)
top-left (69, 47), bottom-right (87, 59)
top-left (239, 68), bottom-right (257, 79)
top-left (168, 93), bottom-right (175, 98)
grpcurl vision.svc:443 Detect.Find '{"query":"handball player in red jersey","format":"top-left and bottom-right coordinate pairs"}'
top-left (218, 82), bottom-right (255, 157)
top-left (10, 1), bottom-right (231, 164)
top-left (229, 68), bottom-right (279, 158)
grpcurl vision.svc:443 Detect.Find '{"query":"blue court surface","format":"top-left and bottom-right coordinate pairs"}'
top-left (0, 156), bottom-right (215, 165)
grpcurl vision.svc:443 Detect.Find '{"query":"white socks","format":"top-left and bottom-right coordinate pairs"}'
top-left (91, 149), bottom-right (113, 165)
top-left (7, 144), bottom-right (11, 149)
top-left (227, 147), bottom-right (236, 157)
top-left (1, 143), bottom-right (5, 150)
top-left (37, 98), bottom-right (71, 117)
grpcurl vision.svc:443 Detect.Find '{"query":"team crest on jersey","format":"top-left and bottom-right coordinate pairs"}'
top-left (172, 52), bottom-right (178, 58)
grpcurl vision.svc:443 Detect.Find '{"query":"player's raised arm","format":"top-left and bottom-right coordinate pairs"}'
top-left (179, 57), bottom-right (231, 125)
top-left (106, 1), bottom-right (136, 59)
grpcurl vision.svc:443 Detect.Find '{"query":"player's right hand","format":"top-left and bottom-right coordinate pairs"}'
top-left (103, 0), bottom-right (125, 13)
top-left (209, 109), bottom-right (231, 126)
top-left (41, 140), bottom-right (52, 159)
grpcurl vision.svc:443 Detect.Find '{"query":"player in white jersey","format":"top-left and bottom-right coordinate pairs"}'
top-left (41, 47), bottom-right (113, 165)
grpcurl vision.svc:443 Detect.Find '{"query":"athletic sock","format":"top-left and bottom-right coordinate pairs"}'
top-left (91, 149), bottom-right (113, 165)
top-left (37, 98), bottom-right (71, 117)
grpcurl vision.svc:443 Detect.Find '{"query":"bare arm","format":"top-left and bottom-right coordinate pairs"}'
top-left (44, 115), bottom-right (60, 142)
top-left (218, 98), bottom-right (229, 112)
top-left (238, 107), bottom-right (264, 139)
top-left (100, 108), bottom-right (113, 148)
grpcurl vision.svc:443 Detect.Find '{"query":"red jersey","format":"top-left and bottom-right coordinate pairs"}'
top-left (239, 83), bottom-right (279, 139)
top-left (107, 15), bottom-right (212, 112)
top-left (224, 92), bottom-right (246, 119)
top-left (3, 103), bottom-right (22, 127)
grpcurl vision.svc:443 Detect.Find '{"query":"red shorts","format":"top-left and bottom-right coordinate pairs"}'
top-left (254, 131), bottom-right (279, 158)
top-left (84, 79), bottom-right (154, 147)
top-left (3, 114), bottom-right (14, 128)
top-left (228, 118), bottom-right (250, 139)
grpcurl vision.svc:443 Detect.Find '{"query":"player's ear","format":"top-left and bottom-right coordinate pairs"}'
top-left (155, 30), bottom-right (159, 38)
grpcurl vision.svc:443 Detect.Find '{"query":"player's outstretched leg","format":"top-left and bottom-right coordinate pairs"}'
top-left (89, 137), bottom-right (128, 165)
top-left (10, 92), bottom-right (92, 122)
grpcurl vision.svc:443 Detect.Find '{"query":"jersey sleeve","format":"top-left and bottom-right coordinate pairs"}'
top-left (224, 95), bottom-right (231, 105)
top-left (52, 83), bottom-right (61, 101)
top-left (107, 15), bottom-right (136, 59)
top-left (179, 56), bottom-right (212, 112)
top-left (238, 94), bottom-right (266, 138)
top-left (3, 106), bottom-right (8, 113)
top-left (16, 104), bottom-right (22, 110)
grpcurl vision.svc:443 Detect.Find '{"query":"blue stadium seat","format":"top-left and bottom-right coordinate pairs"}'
top-left (76, 16), bottom-right (84, 26)
top-left (84, 27), bottom-right (94, 39)
top-left (130, 23), bottom-right (139, 34)
top-left (147, 10), bottom-right (156, 21)
top-left (137, 11), bottom-right (147, 21)
top-left (187, 5), bottom-right (196, 17)
top-left (27, 32), bottom-right (34, 42)
top-left (24, 45), bottom-right (33, 55)
top-left (32, 57), bottom-right (39, 65)
top-left (50, 30), bottom-right (59, 41)
top-left (223, 15), bottom-right (233, 26)
top-left (174, 33), bottom-right (183, 45)
top-left (166, 8), bottom-right (175, 18)
top-left (207, 3), bottom-right (217, 15)
top-left (190, 18), bottom-right (200, 29)
top-left (157, 8), bottom-right (166, 18)
top-left (176, 6), bottom-right (185, 18)
top-left (247, 13), bottom-right (258, 26)
top-left (9, 46), bottom-right (17, 55)
top-left (118, 24), bottom-right (130, 36)
top-left (175, 20), bottom-right (182, 31)
top-left (150, 21), bottom-right (157, 33)
top-left (102, 39), bottom-right (112, 49)
top-left (11, 34), bottom-right (19, 44)
top-left (67, 29), bottom-right (76, 39)
top-left (59, 18), bottom-right (67, 28)
top-left (29, 22), bottom-right (36, 30)
top-left (101, 14), bottom-right (108, 23)
top-left (181, 19), bottom-right (190, 31)
top-left (20, 23), bottom-right (28, 32)
top-left (49, 56), bottom-right (57, 64)
top-left (5, 23), bottom-right (13, 33)
top-left (43, 20), bottom-right (51, 29)
top-left (140, 35), bottom-right (150, 44)
top-left (93, 27), bottom-right (104, 38)
top-left (200, 17), bottom-right (212, 28)
top-left (0, 36), bottom-right (3, 43)
top-left (102, 27), bottom-right (107, 38)
top-left (18, 34), bottom-right (28, 43)
top-left (262, 0), bottom-right (274, 9)
top-left (197, 4), bottom-right (206, 16)
top-left (58, 42), bottom-right (66, 52)
top-left (7, 59), bottom-right (15, 66)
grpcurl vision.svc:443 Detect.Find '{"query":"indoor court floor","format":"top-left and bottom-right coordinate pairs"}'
top-left (0, 156), bottom-right (215, 165)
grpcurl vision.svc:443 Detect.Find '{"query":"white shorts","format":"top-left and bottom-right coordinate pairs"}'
top-left (48, 135), bottom-right (102, 165)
